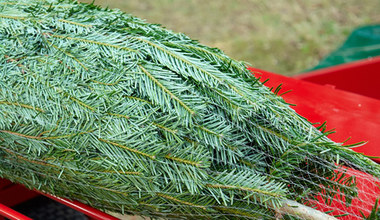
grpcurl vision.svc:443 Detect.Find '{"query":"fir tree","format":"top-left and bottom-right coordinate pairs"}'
top-left (0, 0), bottom-right (378, 219)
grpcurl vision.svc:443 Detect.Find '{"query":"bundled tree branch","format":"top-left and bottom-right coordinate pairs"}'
top-left (0, 0), bottom-right (379, 219)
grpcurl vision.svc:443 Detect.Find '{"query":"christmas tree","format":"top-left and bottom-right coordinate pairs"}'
top-left (0, 0), bottom-right (378, 219)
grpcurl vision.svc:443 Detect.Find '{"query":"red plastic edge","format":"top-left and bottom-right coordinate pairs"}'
top-left (0, 203), bottom-right (32, 220)
top-left (0, 179), bottom-right (39, 207)
top-left (0, 178), bottom-right (117, 220)
top-left (39, 191), bottom-right (119, 220)
top-left (294, 56), bottom-right (380, 100)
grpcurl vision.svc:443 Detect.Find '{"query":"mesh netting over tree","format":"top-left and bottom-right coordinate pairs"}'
top-left (0, 0), bottom-right (379, 219)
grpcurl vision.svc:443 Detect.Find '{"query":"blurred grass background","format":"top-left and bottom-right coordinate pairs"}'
top-left (80, 0), bottom-right (379, 75)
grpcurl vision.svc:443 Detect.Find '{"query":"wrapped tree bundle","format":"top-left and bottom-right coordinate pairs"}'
top-left (0, 0), bottom-right (379, 219)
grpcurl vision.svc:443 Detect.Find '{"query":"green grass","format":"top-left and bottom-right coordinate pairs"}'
top-left (80, 0), bottom-right (380, 75)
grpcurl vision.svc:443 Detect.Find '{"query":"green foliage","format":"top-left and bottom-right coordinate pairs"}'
top-left (361, 197), bottom-right (380, 220)
top-left (0, 0), bottom-right (379, 219)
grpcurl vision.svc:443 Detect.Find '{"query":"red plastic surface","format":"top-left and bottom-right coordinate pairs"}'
top-left (0, 179), bottom-right (39, 207)
top-left (295, 56), bottom-right (380, 100)
top-left (0, 178), bottom-right (117, 220)
top-left (249, 67), bottom-right (380, 162)
top-left (312, 167), bottom-right (380, 219)
top-left (0, 203), bottom-right (32, 220)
